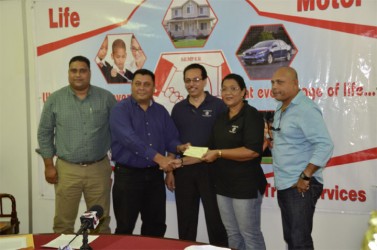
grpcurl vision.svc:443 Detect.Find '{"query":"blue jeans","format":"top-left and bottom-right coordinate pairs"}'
top-left (277, 177), bottom-right (323, 250)
top-left (217, 193), bottom-right (266, 250)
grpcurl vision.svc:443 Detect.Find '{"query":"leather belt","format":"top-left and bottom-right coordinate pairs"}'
top-left (115, 163), bottom-right (159, 170)
top-left (62, 155), bottom-right (107, 166)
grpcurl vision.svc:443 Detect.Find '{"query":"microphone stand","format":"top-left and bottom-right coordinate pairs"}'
top-left (80, 228), bottom-right (92, 250)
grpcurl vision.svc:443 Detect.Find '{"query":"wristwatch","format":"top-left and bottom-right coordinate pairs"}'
top-left (299, 172), bottom-right (311, 181)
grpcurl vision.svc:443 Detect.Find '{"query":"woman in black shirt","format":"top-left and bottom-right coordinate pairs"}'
top-left (202, 73), bottom-right (267, 250)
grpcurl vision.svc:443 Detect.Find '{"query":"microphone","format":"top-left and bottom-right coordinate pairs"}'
top-left (59, 205), bottom-right (104, 250)
top-left (76, 205), bottom-right (104, 236)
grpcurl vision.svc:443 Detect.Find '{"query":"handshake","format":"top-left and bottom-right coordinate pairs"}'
top-left (156, 143), bottom-right (191, 173)
top-left (162, 158), bottom-right (184, 173)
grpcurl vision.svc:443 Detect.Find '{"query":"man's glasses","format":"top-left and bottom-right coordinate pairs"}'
top-left (271, 111), bottom-right (282, 131)
top-left (220, 86), bottom-right (240, 93)
top-left (184, 77), bottom-right (202, 84)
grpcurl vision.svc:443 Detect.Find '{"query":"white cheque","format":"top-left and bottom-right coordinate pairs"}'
top-left (183, 146), bottom-right (208, 158)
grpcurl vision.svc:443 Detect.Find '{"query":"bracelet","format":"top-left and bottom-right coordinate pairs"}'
top-left (180, 158), bottom-right (184, 167)
top-left (218, 150), bottom-right (222, 158)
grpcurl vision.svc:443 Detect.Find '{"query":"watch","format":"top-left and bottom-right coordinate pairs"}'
top-left (299, 172), bottom-right (311, 181)
top-left (218, 150), bottom-right (222, 158)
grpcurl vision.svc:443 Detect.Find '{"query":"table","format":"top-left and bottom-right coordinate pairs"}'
top-left (33, 233), bottom-right (204, 249)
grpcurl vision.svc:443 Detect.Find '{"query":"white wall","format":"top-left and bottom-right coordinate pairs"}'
top-left (0, 0), bottom-right (370, 249)
top-left (0, 0), bottom-right (30, 233)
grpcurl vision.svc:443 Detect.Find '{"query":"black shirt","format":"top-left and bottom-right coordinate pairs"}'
top-left (209, 102), bottom-right (267, 199)
top-left (172, 92), bottom-right (226, 147)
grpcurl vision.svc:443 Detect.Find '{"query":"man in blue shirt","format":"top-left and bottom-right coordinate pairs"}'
top-left (110, 69), bottom-right (181, 237)
top-left (270, 66), bottom-right (334, 250)
top-left (165, 64), bottom-right (228, 246)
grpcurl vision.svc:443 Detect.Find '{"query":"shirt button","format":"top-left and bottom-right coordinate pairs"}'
top-left (135, 152), bottom-right (139, 155)
top-left (149, 144), bottom-right (152, 146)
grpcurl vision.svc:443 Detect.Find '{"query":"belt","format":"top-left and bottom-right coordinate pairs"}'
top-left (62, 155), bottom-right (107, 166)
top-left (115, 163), bottom-right (159, 170)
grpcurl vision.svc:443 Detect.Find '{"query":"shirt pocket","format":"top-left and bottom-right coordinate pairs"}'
top-left (90, 107), bottom-right (108, 127)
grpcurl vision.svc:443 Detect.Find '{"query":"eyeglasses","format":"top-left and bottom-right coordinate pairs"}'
top-left (220, 87), bottom-right (240, 93)
top-left (271, 111), bottom-right (282, 131)
top-left (184, 77), bottom-right (202, 84)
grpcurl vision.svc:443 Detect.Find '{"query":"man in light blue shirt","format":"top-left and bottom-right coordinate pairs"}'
top-left (270, 67), bottom-right (333, 250)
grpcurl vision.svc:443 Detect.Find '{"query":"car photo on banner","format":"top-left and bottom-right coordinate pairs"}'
top-left (242, 39), bottom-right (292, 65)
top-left (237, 24), bottom-right (297, 80)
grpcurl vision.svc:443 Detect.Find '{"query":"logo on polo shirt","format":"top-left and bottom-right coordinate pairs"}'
top-left (202, 109), bottom-right (213, 117)
top-left (229, 125), bottom-right (239, 134)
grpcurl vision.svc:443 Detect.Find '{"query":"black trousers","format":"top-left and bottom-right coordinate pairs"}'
top-left (174, 164), bottom-right (228, 247)
top-left (112, 164), bottom-right (166, 237)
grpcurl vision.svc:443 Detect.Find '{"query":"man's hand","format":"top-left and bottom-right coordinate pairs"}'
top-left (294, 164), bottom-right (318, 194)
top-left (45, 165), bottom-right (58, 184)
top-left (154, 154), bottom-right (176, 172)
top-left (44, 158), bottom-right (58, 184)
top-left (165, 172), bottom-right (175, 192)
top-left (294, 178), bottom-right (310, 194)
top-left (177, 143), bottom-right (191, 153)
top-left (169, 158), bottom-right (183, 169)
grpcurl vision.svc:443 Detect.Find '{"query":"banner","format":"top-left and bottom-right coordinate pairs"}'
top-left (33, 0), bottom-right (377, 213)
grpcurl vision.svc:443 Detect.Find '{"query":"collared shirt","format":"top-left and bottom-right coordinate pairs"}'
top-left (103, 65), bottom-right (133, 83)
top-left (110, 96), bottom-right (181, 168)
top-left (95, 56), bottom-right (104, 65)
top-left (208, 102), bottom-right (267, 199)
top-left (271, 90), bottom-right (334, 190)
top-left (37, 85), bottom-right (117, 163)
top-left (126, 61), bottom-right (138, 73)
top-left (171, 91), bottom-right (226, 147)
top-left (112, 65), bottom-right (125, 73)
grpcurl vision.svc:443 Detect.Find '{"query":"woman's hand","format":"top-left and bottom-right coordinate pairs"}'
top-left (201, 150), bottom-right (219, 163)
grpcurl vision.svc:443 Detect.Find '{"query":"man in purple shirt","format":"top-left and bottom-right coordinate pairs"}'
top-left (110, 69), bottom-right (181, 237)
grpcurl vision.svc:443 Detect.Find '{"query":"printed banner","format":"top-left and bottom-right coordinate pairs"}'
top-left (33, 0), bottom-right (377, 213)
